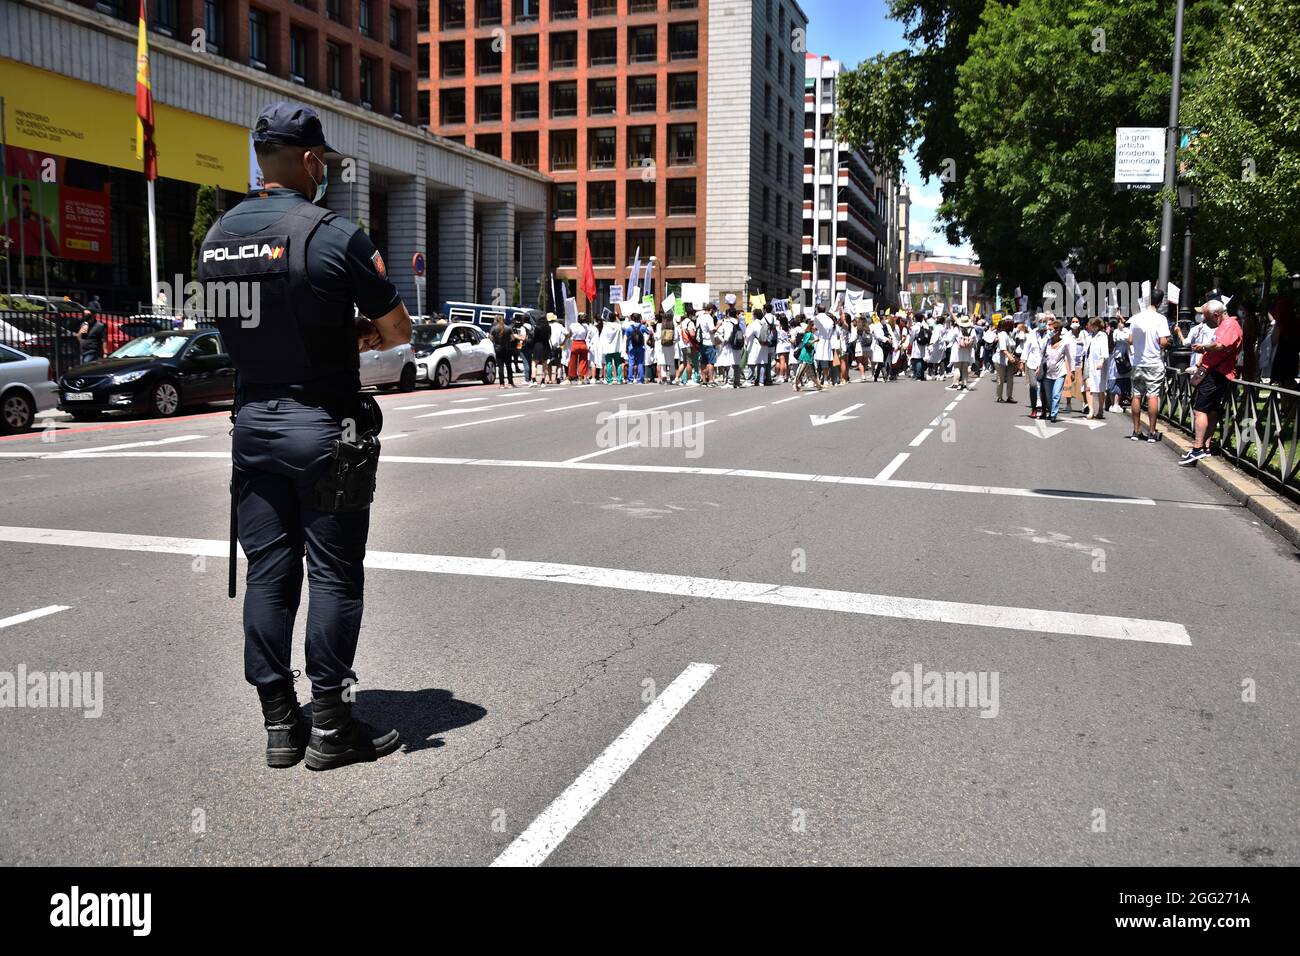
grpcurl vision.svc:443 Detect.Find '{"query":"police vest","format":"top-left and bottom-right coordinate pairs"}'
top-left (198, 200), bottom-right (357, 386)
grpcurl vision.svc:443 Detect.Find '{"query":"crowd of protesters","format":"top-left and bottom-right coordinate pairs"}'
top-left (486, 286), bottom-right (1269, 466)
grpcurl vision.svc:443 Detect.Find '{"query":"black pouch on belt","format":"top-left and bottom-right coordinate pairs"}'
top-left (311, 394), bottom-right (384, 513)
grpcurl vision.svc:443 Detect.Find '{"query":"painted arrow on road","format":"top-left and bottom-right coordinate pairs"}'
top-left (1015, 423), bottom-right (1066, 439)
top-left (810, 403), bottom-right (864, 427)
top-left (1060, 418), bottom-right (1107, 430)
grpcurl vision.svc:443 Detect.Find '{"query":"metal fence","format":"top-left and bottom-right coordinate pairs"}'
top-left (0, 309), bottom-right (204, 379)
top-left (1161, 370), bottom-right (1300, 500)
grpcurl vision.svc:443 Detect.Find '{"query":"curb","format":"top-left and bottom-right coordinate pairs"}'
top-left (1162, 427), bottom-right (1300, 550)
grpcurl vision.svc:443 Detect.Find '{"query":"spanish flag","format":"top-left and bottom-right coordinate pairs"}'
top-left (135, 0), bottom-right (157, 181)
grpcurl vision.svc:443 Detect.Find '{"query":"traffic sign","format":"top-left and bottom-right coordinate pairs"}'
top-left (412, 252), bottom-right (426, 278)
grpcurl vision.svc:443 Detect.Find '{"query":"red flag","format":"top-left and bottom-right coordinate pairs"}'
top-left (580, 235), bottom-right (598, 303)
top-left (135, 0), bottom-right (157, 181)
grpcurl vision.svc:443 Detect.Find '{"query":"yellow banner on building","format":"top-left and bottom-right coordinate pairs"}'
top-left (0, 58), bottom-right (248, 192)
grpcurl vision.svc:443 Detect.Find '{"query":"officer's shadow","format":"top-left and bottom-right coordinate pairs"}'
top-left (311, 689), bottom-right (486, 755)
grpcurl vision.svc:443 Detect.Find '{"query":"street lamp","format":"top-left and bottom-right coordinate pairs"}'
top-left (1177, 180), bottom-right (1201, 324)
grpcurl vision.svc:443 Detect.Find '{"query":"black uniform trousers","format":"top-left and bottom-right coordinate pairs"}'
top-left (233, 397), bottom-right (369, 696)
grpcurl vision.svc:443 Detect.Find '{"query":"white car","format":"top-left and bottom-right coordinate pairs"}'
top-left (411, 321), bottom-right (497, 388)
top-left (359, 340), bottom-right (417, 392)
top-left (0, 343), bottom-right (59, 433)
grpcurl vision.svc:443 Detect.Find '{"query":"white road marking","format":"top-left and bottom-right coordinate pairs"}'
top-left (809, 403), bottom-right (864, 427)
top-left (660, 419), bottom-right (714, 437)
top-left (929, 415), bottom-right (944, 426)
top-left (442, 414), bottom-right (526, 430)
top-left (545, 401), bottom-right (601, 413)
top-left (943, 401), bottom-right (959, 411)
top-left (7, 451), bottom-right (1165, 506)
top-left (1016, 424), bottom-right (1065, 439)
top-left (382, 433), bottom-right (411, 441)
top-left (564, 441), bottom-right (641, 464)
top-left (47, 435), bottom-right (205, 456)
top-left (1060, 418), bottom-right (1107, 430)
top-left (771, 396), bottom-right (802, 405)
top-left (492, 662), bottom-right (718, 867)
top-left (875, 452), bottom-right (910, 481)
top-left (450, 397), bottom-right (492, 404)
top-left (728, 406), bottom-right (765, 417)
top-left (393, 402), bottom-right (437, 410)
top-left (609, 399), bottom-right (700, 418)
top-left (416, 398), bottom-right (546, 418)
top-left (909, 429), bottom-right (933, 448)
top-left (0, 526), bottom-right (1192, 645)
top-left (0, 604), bottom-right (71, 630)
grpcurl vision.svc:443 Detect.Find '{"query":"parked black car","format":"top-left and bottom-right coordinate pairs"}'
top-left (57, 329), bottom-right (235, 420)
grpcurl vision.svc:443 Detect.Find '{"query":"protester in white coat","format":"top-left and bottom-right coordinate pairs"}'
top-left (1085, 317), bottom-right (1111, 418)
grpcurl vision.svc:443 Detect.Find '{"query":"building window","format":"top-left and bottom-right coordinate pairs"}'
top-left (628, 76), bottom-right (656, 113)
top-left (513, 83), bottom-right (540, 119)
top-left (418, 43), bottom-right (430, 78)
top-left (477, 0), bottom-right (502, 25)
top-left (588, 231), bottom-right (616, 266)
top-left (476, 37), bottom-right (502, 74)
top-left (204, 0), bottom-right (225, 52)
top-left (476, 133), bottom-right (502, 157)
top-left (359, 58), bottom-right (374, 107)
top-left (512, 131), bottom-right (539, 168)
top-left (248, 8), bottom-right (268, 68)
top-left (359, 0), bottom-right (373, 37)
top-left (553, 183), bottom-right (577, 219)
top-left (668, 123), bottom-right (696, 165)
top-left (418, 89), bottom-right (430, 125)
top-left (440, 88), bottom-right (466, 123)
top-left (553, 232), bottom-right (576, 267)
top-left (629, 26), bottom-right (657, 63)
top-left (626, 180), bottom-right (656, 217)
top-left (550, 80), bottom-right (578, 117)
top-left (764, 36), bottom-right (771, 71)
top-left (551, 0), bottom-right (578, 19)
top-left (625, 229), bottom-right (656, 259)
top-left (588, 29), bottom-right (617, 67)
top-left (289, 29), bottom-right (308, 83)
top-left (476, 85), bottom-right (502, 122)
top-left (668, 0), bottom-right (696, 8)
top-left (819, 150), bottom-right (833, 175)
top-left (550, 32), bottom-right (577, 69)
top-left (549, 129), bottom-right (577, 170)
top-left (390, 70), bottom-right (405, 118)
top-left (326, 0), bottom-right (343, 23)
top-left (441, 41), bottom-right (465, 76)
top-left (817, 222), bottom-right (831, 245)
top-left (630, 0), bottom-right (657, 11)
top-left (666, 228), bottom-right (695, 266)
top-left (513, 0), bottom-right (539, 24)
top-left (326, 42), bottom-right (342, 94)
top-left (668, 22), bottom-right (698, 60)
top-left (667, 178), bottom-right (696, 216)
top-left (390, 8), bottom-right (403, 49)
top-left (441, 0), bottom-right (465, 29)
top-left (588, 78), bottom-right (617, 115)
top-left (668, 73), bottom-right (696, 110)
top-left (588, 181), bottom-right (616, 218)
top-left (588, 128), bottom-right (617, 170)
top-left (627, 125), bottom-right (655, 167)
top-left (513, 34), bottom-right (539, 71)
top-left (592, 0), bottom-right (617, 15)
top-left (155, 0), bottom-right (178, 34)
top-left (763, 132), bottom-right (771, 174)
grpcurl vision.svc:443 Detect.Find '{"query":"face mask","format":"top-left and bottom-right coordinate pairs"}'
top-left (1037, 324), bottom-right (1047, 332)
top-left (307, 153), bottom-right (328, 204)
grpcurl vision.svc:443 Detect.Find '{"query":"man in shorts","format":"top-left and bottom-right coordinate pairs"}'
top-left (1127, 288), bottom-right (1171, 442)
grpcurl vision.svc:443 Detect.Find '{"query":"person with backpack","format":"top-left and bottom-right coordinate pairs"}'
top-left (948, 315), bottom-right (976, 389)
top-left (528, 314), bottom-right (552, 387)
top-left (677, 308), bottom-right (699, 385)
top-left (627, 315), bottom-right (649, 384)
top-left (910, 314), bottom-right (931, 381)
top-left (656, 310), bottom-right (676, 383)
top-left (697, 305), bottom-right (718, 387)
top-left (748, 307), bottom-right (777, 386)
top-left (599, 312), bottom-right (623, 384)
top-left (716, 308), bottom-right (743, 388)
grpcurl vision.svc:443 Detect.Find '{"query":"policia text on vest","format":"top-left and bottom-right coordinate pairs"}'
top-left (196, 102), bottom-right (412, 772)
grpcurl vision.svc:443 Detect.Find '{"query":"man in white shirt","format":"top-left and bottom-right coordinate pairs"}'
top-left (993, 317), bottom-right (1018, 403)
top-left (696, 306), bottom-right (717, 386)
top-left (1127, 289), bottom-right (1172, 441)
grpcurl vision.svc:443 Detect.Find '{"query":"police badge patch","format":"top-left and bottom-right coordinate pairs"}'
top-left (371, 250), bottom-right (386, 277)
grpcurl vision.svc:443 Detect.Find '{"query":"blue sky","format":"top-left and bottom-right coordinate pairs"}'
top-left (804, 0), bottom-right (974, 260)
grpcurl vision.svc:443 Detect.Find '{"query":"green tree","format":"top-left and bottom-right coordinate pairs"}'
top-left (1181, 0), bottom-right (1300, 309)
top-left (190, 184), bottom-right (219, 278)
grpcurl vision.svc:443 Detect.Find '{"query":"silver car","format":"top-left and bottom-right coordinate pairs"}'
top-left (1, 343), bottom-right (60, 433)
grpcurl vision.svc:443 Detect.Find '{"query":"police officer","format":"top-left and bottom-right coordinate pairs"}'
top-left (198, 103), bottom-right (411, 771)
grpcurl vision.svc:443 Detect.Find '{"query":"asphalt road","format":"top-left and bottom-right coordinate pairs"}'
top-left (1, 367), bottom-right (1296, 866)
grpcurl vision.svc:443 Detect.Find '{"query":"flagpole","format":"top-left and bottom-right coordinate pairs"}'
top-left (146, 177), bottom-right (159, 311)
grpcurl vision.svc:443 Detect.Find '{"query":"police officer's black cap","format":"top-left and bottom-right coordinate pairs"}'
top-left (252, 102), bottom-right (338, 154)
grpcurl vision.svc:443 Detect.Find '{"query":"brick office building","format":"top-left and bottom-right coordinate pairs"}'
top-left (423, 0), bottom-right (807, 306)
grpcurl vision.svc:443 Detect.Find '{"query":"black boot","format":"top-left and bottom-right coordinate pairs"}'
top-left (258, 681), bottom-right (310, 768)
top-left (305, 690), bottom-right (401, 771)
